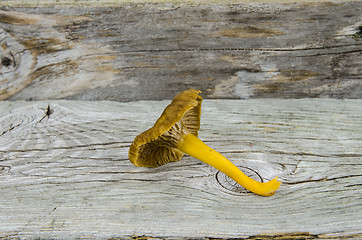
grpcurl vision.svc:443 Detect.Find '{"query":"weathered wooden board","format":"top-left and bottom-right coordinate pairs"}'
top-left (0, 2), bottom-right (361, 101)
top-left (0, 99), bottom-right (361, 239)
top-left (1, 0), bottom-right (361, 6)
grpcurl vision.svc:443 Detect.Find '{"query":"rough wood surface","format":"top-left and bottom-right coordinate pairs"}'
top-left (1, 99), bottom-right (361, 239)
top-left (1, 0), bottom-right (361, 7)
top-left (0, 2), bottom-right (361, 101)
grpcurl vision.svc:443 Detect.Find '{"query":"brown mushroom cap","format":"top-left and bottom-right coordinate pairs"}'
top-left (129, 89), bottom-right (203, 167)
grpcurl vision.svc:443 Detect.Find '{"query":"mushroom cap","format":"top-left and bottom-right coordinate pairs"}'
top-left (129, 89), bottom-right (203, 168)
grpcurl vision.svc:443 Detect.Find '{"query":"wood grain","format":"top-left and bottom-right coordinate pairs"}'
top-left (0, 2), bottom-right (361, 101)
top-left (1, 99), bottom-right (361, 239)
top-left (1, 0), bottom-right (361, 7)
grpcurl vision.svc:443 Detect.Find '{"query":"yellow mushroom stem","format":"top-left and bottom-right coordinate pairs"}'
top-left (177, 134), bottom-right (281, 197)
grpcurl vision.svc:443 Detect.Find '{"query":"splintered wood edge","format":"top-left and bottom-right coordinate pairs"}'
top-left (0, 0), bottom-right (359, 7)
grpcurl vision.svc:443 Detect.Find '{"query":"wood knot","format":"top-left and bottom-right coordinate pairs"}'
top-left (216, 166), bottom-right (263, 195)
top-left (353, 25), bottom-right (362, 39)
top-left (0, 29), bottom-right (34, 100)
top-left (1, 56), bottom-right (12, 67)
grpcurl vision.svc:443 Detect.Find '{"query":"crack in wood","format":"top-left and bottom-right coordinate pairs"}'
top-left (269, 150), bottom-right (362, 158)
top-left (291, 160), bottom-right (302, 175)
top-left (110, 232), bottom-right (362, 240)
top-left (283, 174), bottom-right (362, 185)
top-left (222, 150), bottom-right (362, 158)
top-left (38, 104), bottom-right (53, 123)
top-left (0, 123), bottom-right (21, 136)
top-left (243, 232), bottom-right (362, 240)
top-left (118, 43), bottom-right (362, 54)
top-left (0, 141), bottom-right (130, 153)
top-left (298, 48), bottom-right (362, 57)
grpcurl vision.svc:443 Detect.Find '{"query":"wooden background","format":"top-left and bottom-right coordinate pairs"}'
top-left (1, 1), bottom-right (361, 101)
top-left (1, 1), bottom-right (362, 239)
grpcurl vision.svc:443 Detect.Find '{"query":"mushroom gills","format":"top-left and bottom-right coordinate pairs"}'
top-left (177, 133), bottom-right (281, 197)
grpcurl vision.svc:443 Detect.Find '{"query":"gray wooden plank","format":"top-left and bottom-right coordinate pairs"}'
top-left (1, 2), bottom-right (361, 101)
top-left (0, 0), bottom-right (360, 7)
top-left (0, 99), bottom-right (361, 239)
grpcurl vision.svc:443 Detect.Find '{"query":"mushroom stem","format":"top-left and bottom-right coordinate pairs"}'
top-left (177, 134), bottom-right (281, 197)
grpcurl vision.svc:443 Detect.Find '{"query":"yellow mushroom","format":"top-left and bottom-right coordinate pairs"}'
top-left (129, 89), bottom-right (281, 196)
